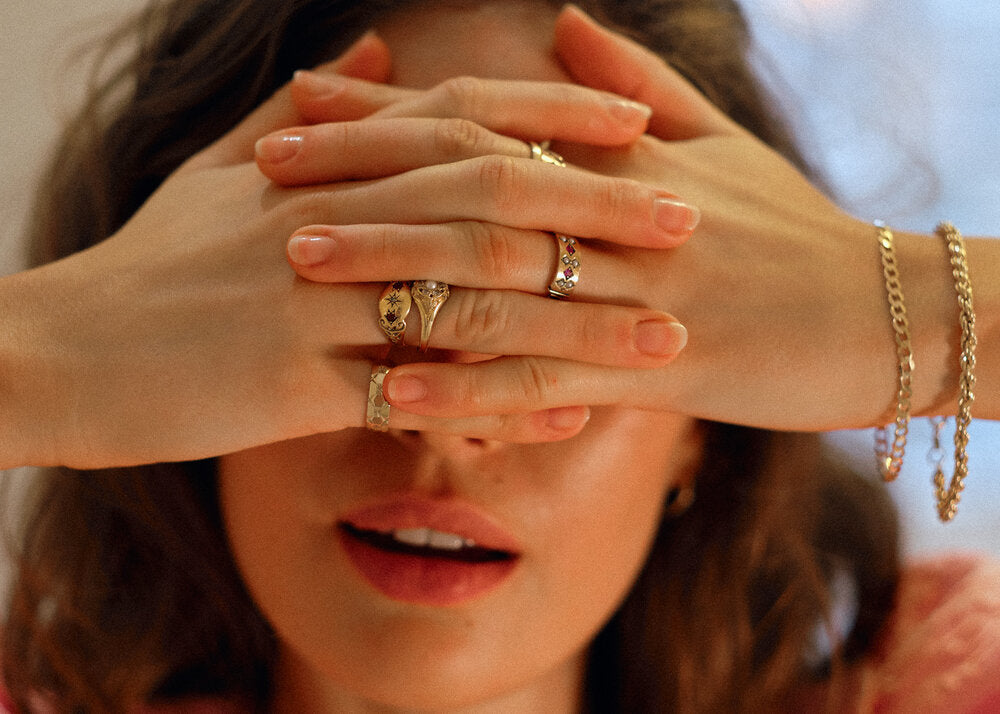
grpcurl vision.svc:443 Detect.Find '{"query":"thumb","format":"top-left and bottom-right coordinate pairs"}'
top-left (553, 4), bottom-right (736, 140)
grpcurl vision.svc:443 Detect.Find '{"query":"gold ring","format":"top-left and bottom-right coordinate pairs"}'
top-left (411, 280), bottom-right (450, 352)
top-left (528, 140), bottom-right (566, 167)
top-left (548, 234), bottom-right (581, 299)
top-left (378, 281), bottom-right (412, 344)
top-left (366, 365), bottom-right (391, 432)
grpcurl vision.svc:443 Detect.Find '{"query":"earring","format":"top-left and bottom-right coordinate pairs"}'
top-left (664, 485), bottom-right (696, 517)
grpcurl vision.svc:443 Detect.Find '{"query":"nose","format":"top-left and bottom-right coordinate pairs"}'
top-left (393, 429), bottom-right (504, 460)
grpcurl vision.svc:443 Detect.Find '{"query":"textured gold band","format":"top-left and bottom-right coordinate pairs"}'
top-left (366, 365), bottom-right (391, 432)
top-left (548, 233), bottom-right (581, 299)
top-left (874, 222), bottom-right (914, 481)
top-left (527, 142), bottom-right (581, 300)
top-left (933, 221), bottom-right (977, 522)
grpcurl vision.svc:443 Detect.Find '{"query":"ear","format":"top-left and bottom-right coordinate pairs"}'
top-left (553, 4), bottom-right (736, 140)
top-left (672, 419), bottom-right (706, 492)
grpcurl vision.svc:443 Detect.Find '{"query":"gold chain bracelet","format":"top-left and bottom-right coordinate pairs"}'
top-left (933, 222), bottom-right (977, 522)
top-left (874, 222), bottom-right (914, 481)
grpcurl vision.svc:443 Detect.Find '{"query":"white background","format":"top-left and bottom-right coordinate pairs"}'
top-left (2, 1), bottom-right (999, 601)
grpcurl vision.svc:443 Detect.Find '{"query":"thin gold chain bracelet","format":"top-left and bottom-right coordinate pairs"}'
top-left (874, 222), bottom-right (914, 481)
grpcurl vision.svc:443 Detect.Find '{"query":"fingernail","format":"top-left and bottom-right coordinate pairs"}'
top-left (287, 235), bottom-right (336, 266)
top-left (653, 197), bottom-right (701, 234)
top-left (634, 320), bottom-right (688, 355)
top-left (292, 69), bottom-right (348, 98)
top-left (255, 133), bottom-right (302, 163)
top-left (606, 98), bottom-right (652, 124)
top-left (385, 375), bottom-right (427, 403)
top-left (545, 406), bottom-right (589, 430)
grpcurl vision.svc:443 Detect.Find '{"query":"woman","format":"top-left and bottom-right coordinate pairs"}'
top-left (2, 0), bottom-right (999, 711)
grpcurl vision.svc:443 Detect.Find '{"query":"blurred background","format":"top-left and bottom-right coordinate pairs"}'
top-left (1, 0), bottom-right (998, 601)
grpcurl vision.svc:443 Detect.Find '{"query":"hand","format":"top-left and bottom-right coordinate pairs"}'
top-left (1, 34), bottom-right (695, 469)
top-left (275, 8), bottom-right (890, 432)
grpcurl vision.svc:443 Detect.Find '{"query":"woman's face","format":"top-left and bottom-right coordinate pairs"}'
top-left (219, 2), bottom-right (700, 711)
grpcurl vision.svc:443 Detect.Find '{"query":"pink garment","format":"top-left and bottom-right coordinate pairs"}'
top-left (3, 555), bottom-right (1000, 713)
top-left (852, 554), bottom-right (1000, 713)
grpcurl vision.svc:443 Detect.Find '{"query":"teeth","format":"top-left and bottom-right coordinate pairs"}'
top-left (391, 527), bottom-right (476, 550)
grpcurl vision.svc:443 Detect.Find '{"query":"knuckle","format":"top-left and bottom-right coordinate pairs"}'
top-left (578, 311), bottom-right (615, 354)
top-left (515, 357), bottom-right (558, 403)
top-left (437, 75), bottom-right (486, 116)
top-left (281, 189), bottom-right (327, 226)
top-left (449, 289), bottom-right (511, 345)
top-left (325, 122), bottom-right (355, 154)
top-left (473, 155), bottom-right (523, 215)
top-left (465, 222), bottom-right (519, 281)
top-left (433, 117), bottom-right (489, 158)
top-left (594, 177), bottom-right (645, 223)
top-left (367, 224), bottom-right (399, 268)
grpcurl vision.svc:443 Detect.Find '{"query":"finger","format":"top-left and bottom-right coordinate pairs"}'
top-left (292, 73), bottom-right (652, 146)
top-left (287, 222), bottom-right (638, 307)
top-left (291, 71), bottom-right (424, 124)
top-left (304, 157), bottom-right (696, 247)
top-left (387, 405), bottom-right (592, 443)
top-left (553, 4), bottom-right (737, 140)
top-left (255, 118), bottom-right (530, 186)
top-left (372, 76), bottom-right (652, 146)
top-left (186, 33), bottom-right (393, 171)
top-left (380, 357), bottom-right (653, 417)
top-left (297, 283), bottom-right (685, 369)
top-left (293, 358), bottom-right (589, 443)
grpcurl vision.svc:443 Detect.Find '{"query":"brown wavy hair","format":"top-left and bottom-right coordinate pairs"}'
top-left (2, 0), bottom-right (900, 711)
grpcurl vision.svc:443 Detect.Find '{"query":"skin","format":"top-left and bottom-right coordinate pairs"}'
top-left (277, 5), bottom-right (1000, 433)
top-left (220, 3), bottom-right (701, 712)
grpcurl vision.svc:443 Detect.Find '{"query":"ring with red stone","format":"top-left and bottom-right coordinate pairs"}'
top-left (411, 280), bottom-right (451, 352)
top-left (378, 281), bottom-right (412, 344)
top-left (548, 233), bottom-right (581, 299)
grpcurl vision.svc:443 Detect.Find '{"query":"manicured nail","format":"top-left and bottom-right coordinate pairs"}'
top-left (255, 133), bottom-right (302, 163)
top-left (634, 320), bottom-right (688, 355)
top-left (545, 406), bottom-right (589, 430)
top-left (287, 235), bottom-right (336, 266)
top-left (292, 69), bottom-right (348, 98)
top-left (385, 375), bottom-right (427, 403)
top-left (653, 197), bottom-right (700, 235)
top-left (606, 98), bottom-right (652, 124)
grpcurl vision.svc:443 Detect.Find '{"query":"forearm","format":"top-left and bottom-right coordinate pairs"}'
top-left (0, 266), bottom-right (62, 469)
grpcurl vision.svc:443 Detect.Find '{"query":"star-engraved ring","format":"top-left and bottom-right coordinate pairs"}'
top-left (366, 365), bottom-right (391, 432)
top-left (378, 281), bottom-right (412, 344)
top-left (411, 280), bottom-right (451, 352)
top-left (528, 140), bottom-right (566, 167)
top-left (548, 233), bottom-right (581, 299)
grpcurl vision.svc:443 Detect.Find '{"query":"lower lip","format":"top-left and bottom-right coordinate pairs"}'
top-left (338, 529), bottom-right (518, 606)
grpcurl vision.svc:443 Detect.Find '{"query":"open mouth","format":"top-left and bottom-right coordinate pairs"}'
top-left (339, 522), bottom-right (515, 564)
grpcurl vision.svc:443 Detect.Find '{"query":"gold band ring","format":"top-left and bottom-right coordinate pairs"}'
top-left (378, 281), bottom-right (412, 344)
top-left (528, 140), bottom-right (566, 167)
top-left (529, 141), bottom-right (580, 299)
top-left (548, 234), bottom-right (581, 299)
top-left (366, 365), bottom-right (391, 432)
top-left (411, 280), bottom-right (450, 352)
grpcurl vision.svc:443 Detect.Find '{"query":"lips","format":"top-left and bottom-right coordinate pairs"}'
top-left (338, 496), bottom-right (521, 606)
